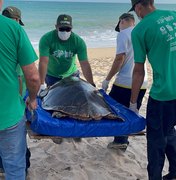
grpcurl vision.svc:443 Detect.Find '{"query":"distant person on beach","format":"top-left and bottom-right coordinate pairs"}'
top-left (129, 0), bottom-right (176, 179)
top-left (0, 1), bottom-right (40, 179)
top-left (1, 6), bottom-right (32, 174)
top-left (102, 13), bottom-right (148, 151)
top-left (38, 14), bottom-right (95, 93)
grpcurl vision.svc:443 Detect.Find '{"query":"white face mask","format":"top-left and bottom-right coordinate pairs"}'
top-left (58, 31), bottom-right (71, 41)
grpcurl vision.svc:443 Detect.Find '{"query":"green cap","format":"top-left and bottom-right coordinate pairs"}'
top-left (129, 0), bottom-right (141, 11)
top-left (2, 6), bottom-right (24, 26)
top-left (115, 13), bottom-right (134, 32)
top-left (56, 14), bottom-right (72, 28)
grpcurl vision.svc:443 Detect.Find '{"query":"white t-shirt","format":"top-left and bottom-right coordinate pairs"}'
top-left (114, 26), bottom-right (148, 89)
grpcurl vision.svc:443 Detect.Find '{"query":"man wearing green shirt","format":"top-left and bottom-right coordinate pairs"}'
top-left (129, 0), bottom-right (176, 179)
top-left (38, 14), bottom-right (95, 93)
top-left (0, 1), bottom-right (40, 179)
top-left (1, 6), bottom-right (32, 174)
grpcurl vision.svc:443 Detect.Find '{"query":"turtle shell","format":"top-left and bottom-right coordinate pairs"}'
top-left (41, 77), bottom-right (123, 121)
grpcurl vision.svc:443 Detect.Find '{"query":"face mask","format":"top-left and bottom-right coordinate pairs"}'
top-left (58, 31), bottom-right (71, 41)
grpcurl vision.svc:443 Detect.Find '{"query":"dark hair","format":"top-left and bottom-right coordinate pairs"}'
top-left (140, 0), bottom-right (154, 7)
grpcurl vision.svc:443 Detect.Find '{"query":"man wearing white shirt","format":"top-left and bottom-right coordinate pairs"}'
top-left (102, 13), bottom-right (148, 150)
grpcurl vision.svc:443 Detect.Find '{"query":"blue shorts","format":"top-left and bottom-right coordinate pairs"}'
top-left (45, 71), bottom-right (80, 86)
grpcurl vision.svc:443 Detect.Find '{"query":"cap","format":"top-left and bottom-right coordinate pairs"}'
top-left (129, 0), bottom-right (141, 12)
top-left (115, 13), bottom-right (134, 32)
top-left (2, 6), bottom-right (24, 26)
top-left (56, 14), bottom-right (72, 28)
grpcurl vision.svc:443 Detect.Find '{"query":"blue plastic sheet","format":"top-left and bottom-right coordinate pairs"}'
top-left (26, 90), bottom-right (146, 137)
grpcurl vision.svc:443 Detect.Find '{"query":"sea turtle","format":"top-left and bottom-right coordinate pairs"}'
top-left (41, 77), bottom-right (124, 121)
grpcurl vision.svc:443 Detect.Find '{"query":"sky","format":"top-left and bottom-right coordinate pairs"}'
top-left (15, 0), bottom-right (176, 4)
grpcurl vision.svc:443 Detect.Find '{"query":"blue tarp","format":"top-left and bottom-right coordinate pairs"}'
top-left (26, 90), bottom-right (146, 137)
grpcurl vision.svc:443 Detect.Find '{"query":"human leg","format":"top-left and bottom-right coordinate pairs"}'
top-left (0, 147), bottom-right (30, 174)
top-left (45, 71), bottom-right (80, 87)
top-left (163, 100), bottom-right (176, 179)
top-left (0, 117), bottom-right (27, 180)
top-left (146, 97), bottom-right (166, 180)
top-left (164, 129), bottom-right (176, 179)
top-left (108, 85), bottom-right (146, 150)
top-left (45, 74), bottom-right (62, 86)
top-left (163, 173), bottom-right (176, 180)
top-left (108, 85), bottom-right (131, 149)
top-left (0, 156), bottom-right (3, 173)
top-left (163, 134), bottom-right (176, 179)
top-left (26, 147), bottom-right (31, 173)
top-left (146, 98), bottom-right (176, 180)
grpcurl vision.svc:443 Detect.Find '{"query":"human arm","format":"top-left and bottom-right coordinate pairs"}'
top-left (79, 60), bottom-right (95, 86)
top-left (102, 30), bottom-right (128, 90)
top-left (102, 53), bottom-right (125, 91)
top-left (76, 35), bottom-right (95, 85)
top-left (130, 62), bottom-right (145, 104)
top-left (16, 27), bottom-right (40, 109)
top-left (22, 63), bottom-right (40, 110)
top-left (38, 31), bottom-right (51, 86)
top-left (106, 53), bottom-right (125, 81)
top-left (38, 56), bottom-right (49, 85)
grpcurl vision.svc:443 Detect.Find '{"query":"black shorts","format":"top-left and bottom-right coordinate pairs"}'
top-left (109, 84), bottom-right (146, 109)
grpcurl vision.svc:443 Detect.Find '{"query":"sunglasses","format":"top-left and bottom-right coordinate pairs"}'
top-left (59, 28), bottom-right (72, 32)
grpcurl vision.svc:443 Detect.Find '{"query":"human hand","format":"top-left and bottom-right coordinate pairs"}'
top-left (25, 97), bottom-right (38, 111)
top-left (37, 83), bottom-right (47, 96)
top-left (102, 80), bottom-right (110, 92)
top-left (129, 102), bottom-right (138, 114)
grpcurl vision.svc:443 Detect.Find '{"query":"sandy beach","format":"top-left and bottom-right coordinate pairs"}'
top-left (1, 47), bottom-right (169, 180)
top-left (28, 47), bottom-right (169, 180)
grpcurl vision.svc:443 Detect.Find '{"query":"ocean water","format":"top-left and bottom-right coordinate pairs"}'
top-left (3, 1), bottom-right (176, 49)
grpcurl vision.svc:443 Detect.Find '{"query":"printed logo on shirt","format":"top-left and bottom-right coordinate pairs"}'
top-left (173, 22), bottom-right (176, 29)
top-left (157, 15), bottom-right (174, 24)
top-left (171, 42), bottom-right (176, 52)
top-left (53, 50), bottom-right (74, 58)
top-left (157, 15), bottom-right (176, 52)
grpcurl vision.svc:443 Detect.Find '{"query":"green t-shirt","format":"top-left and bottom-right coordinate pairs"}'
top-left (132, 10), bottom-right (176, 101)
top-left (0, 16), bottom-right (38, 130)
top-left (39, 30), bottom-right (88, 78)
